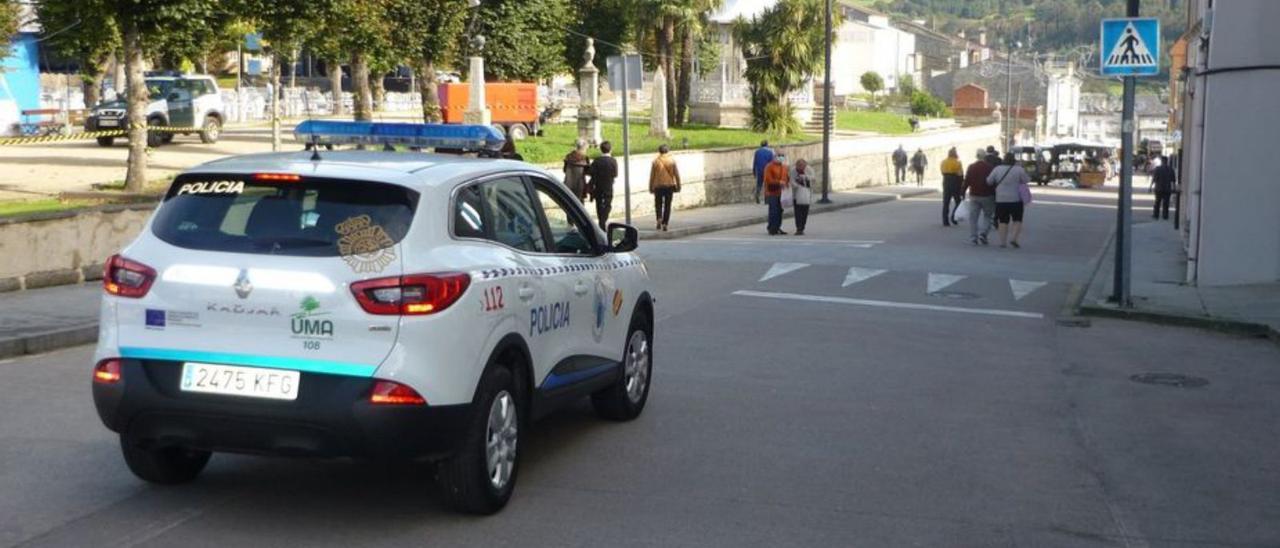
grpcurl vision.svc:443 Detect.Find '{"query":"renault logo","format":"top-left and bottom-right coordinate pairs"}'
top-left (233, 269), bottom-right (253, 299)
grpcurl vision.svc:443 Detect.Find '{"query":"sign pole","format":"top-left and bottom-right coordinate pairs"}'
top-left (621, 55), bottom-right (632, 226)
top-left (1110, 0), bottom-right (1140, 307)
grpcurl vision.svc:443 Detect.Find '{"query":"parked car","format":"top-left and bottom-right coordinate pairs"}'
top-left (85, 72), bottom-right (225, 147)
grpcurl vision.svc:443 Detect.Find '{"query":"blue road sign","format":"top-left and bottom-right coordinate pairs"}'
top-left (1100, 18), bottom-right (1160, 76)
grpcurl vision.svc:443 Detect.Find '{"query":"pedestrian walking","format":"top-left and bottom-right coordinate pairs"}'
top-left (790, 158), bottom-right (814, 235)
top-left (892, 145), bottom-right (908, 184)
top-left (763, 153), bottom-right (790, 235)
top-left (752, 140), bottom-right (774, 204)
top-left (962, 147), bottom-right (999, 245)
top-left (1150, 155), bottom-right (1176, 220)
top-left (940, 147), bottom-right (964, 226)
top-left (648, 144), bottom-right (681, 232)
top-left (910, 148), bottom-right (928, 186)
top-left (987, 152), bottom-right (1032, 248)
top-left (587, 140), bottom-right (619, 231)
top-left (563, 139), bottom-right (590, 201)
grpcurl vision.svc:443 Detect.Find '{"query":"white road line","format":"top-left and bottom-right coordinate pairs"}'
top-left (1009, 279), bottom-right (1048, 301)
top-left (927, 273), bottom-right (966, 294)
top-left (733, 290), bottom-right (1044, 319)
top-left (842, 267), bottom-right (887, 287)
top-left (759, 262), bottom-right (810, 282)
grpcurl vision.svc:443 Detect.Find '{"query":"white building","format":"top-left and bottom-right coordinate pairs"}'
top-left (1043, 62), bottom-right (1081, 138)
top-left (831, 2), bottom-right (918, 95)
top-left (1176, 0), bottom-right (1280, 285)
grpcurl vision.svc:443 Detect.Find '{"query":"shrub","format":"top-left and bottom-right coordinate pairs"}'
top-left (909, 90), bottom-right (951, 118)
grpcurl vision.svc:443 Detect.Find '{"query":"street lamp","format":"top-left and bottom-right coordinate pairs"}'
top-left (819, 0), bottom-right (833, 204)
top-left (1004, 39), bottom-right (1022, 150)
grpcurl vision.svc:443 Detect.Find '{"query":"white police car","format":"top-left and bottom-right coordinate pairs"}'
top-left (91, 122), bottom-right (654, 514)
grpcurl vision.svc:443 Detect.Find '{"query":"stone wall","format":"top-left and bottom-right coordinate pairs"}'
top-left (548, 123), bottom-right (1000, 218)
top-left (0, 204), bottom-right (154, 291)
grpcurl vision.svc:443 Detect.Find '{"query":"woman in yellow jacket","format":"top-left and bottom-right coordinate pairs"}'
top-left (940, 148), bottom-right (965, 226)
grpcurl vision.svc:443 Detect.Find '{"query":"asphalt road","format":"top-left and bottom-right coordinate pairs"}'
top-left (3, 189), bottom-right (1279, 547)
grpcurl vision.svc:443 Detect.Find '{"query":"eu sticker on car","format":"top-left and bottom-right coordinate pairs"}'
top-left (179, 362), bottom-right (300, 401)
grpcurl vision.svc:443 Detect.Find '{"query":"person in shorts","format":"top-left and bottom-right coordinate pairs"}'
top-left (986, 152), bottom-right (1030, 248)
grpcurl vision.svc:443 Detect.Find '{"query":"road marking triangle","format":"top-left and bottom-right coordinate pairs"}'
top-left (759, 262), bottom-right (810, 282)
top-left (843, 267), bottom-right (887, 287)
top-left (1009, 279), bottom-right (1047, 301)
top-left (927, 273), bottom-right (966, 294)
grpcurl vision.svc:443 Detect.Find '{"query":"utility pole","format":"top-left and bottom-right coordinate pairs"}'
top-left (1111, 0), bottom-right (1140, 307)
top-left (621, 54), bottom-right (632, 225)
top-left (819, 0), bottom-right (833, 203)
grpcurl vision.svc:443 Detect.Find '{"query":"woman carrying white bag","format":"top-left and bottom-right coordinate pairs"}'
top-left (790, 159), bottom-right (814, 236)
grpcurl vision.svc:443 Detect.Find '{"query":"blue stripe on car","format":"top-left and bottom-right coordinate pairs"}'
top-left (118, 346), bottom-right (377, 378)
top-left (539, 361), bottom-right (618, 391)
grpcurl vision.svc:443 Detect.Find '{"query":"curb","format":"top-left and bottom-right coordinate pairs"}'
top-left (639, 188), bottom-right (935, 241)
top-left (1073, 229), bottom-right (1280, 344)
top-left (0, 324), bottom-right (99, 360)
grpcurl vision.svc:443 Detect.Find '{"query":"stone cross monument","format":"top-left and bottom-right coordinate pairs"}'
top-left (650, 67), bottom-right (670, 139)
top-left (463, 35), bottom-right (492, 126)
top-left (577, 38), bottom-right (602, 146)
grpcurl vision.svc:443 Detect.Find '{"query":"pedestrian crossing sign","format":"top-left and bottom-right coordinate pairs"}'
top-left (1100, 18), bottom-right (1161, 76)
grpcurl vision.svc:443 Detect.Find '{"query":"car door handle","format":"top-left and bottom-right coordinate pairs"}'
top-left (518, 285), bottom-right (536, 301)
top-left (574, 280), bottom-right (589, 295)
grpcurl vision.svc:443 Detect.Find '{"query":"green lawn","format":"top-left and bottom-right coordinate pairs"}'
top-left (0, 199), bottom-right (95, 218)
top-left (835, 110), bottom-right (914, 135)
top-left (516, 121), bottom-right (817, 165)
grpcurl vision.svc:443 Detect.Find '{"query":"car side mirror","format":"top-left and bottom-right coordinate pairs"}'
top-left (606, 223), bottom-right (638, 253)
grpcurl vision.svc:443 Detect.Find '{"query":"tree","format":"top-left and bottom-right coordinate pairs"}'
top-left (733, 0), bottom-right (838, 135)
top-left (860, 71), bottom-right (883, 96)
top-left (104, 0), bottom-right (220, 192)
top-left (468, 0), bottom-right (570, 82)
top-left (35, 0), bottom-right (120, 109)
top-left (1, 0), bottom-right (22, 40)
top-left (564, 0), bottom-right (633, 77)
top-left (235, 0), bottom-right (321, 149)
top-left (388, 0), bottom-right (468, 122)
top-left (638, 0), bottom-right (719, 127)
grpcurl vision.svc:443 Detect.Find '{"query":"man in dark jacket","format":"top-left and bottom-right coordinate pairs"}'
top-left (587, 141), bottom-right (619, 231)
top-left (962, 147), bottom-right (999, 245)
top-left (752, 140), bottom-right (774, 204)
top-left (1150, 155), bottom-right (1177, 220)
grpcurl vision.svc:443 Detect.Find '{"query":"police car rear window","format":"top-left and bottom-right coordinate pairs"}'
top-left (152, 174), bottom-right (418, 257)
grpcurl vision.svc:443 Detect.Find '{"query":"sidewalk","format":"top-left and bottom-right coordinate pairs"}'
top-left (0, 282), bottom-right (100, 358)
top-left (636, 185), bottom-right (935, 240)
top-left (1079, 219), bottom-right (1280, 340)
top-left (0, 185), bottom-right (936, 358)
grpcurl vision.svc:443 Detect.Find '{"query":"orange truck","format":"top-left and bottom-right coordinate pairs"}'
top-left (438, 82), bottom-right (540, 139)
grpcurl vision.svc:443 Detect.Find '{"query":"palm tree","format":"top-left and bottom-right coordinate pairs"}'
top-left (638, 0), bottom-right (720, 127)
top-left (733, 0), bottom-right (837, 135)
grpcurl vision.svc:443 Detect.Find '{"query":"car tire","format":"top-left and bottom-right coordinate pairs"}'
top-left (96, 137), bottom-right (114, 147)
top-left (437, 365), bottom-right (522, 515)
top-left (591, 307), bottom-right (652, 421)
top-left (146, 119), bottom-right (164, 148)
top-left (119, 436), bottom-right (211, 485)
top-left (199, 116), bottom-right (221, 144)
top-left (490, 124), bottom-right (506, 137)
top-left (506, 123), bottom-right (529, 141)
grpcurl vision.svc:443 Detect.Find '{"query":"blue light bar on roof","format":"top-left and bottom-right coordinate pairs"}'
top-left (293, 120), bottom-right (505, 151)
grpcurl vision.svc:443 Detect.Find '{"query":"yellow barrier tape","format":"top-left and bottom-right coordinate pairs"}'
top-left (0, 125), bottom-right (203, 146)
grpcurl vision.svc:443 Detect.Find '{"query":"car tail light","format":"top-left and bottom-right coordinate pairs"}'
top-left (351, 273), bottom-right (470, 316)
top-left (252, 173), bottom-right (301, 182)
top-left (103, 254), bottom-right (156, 298)
top-left (93, 359), bottom-right (122, 384)
top-left (369, 380), bottom-right (426, 405)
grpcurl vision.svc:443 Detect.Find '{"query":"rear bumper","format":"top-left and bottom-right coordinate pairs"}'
top-left (93, 359), bottom-right (472, 461)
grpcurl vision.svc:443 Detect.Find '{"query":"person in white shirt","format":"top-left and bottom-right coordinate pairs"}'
top-left (986, 153), bottom-right (1031, 248)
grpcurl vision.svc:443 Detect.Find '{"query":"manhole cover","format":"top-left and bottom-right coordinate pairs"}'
top-left (1129, 373), bottom-right (1210, 388)
top-left (930, 291), bottom-right (980, 300)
